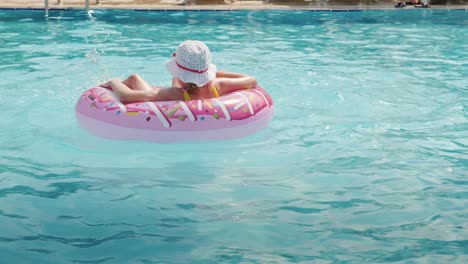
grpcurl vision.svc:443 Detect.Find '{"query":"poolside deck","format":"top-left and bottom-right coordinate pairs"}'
top-left (1, 0), bottom-right (467, 10)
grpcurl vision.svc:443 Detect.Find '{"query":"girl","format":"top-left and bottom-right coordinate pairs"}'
top-left (99, 40), bottom-right (257, 104)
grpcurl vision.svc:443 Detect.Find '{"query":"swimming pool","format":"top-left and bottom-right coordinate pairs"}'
top-left (0, 9), bottom-right (467, 263)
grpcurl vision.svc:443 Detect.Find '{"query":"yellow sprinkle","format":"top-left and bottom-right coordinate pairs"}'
top-left (101, 96), bottom-right (112, 102)
top-left (126, 111), bottom-right (139, 116)
top-left (205, 100), bottom-right (213, 109)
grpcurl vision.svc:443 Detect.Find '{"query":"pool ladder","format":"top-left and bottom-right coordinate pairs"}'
top-left (44, 0), bottom-right (100, 17)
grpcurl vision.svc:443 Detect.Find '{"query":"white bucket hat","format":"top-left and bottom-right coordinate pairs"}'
top-left (166, 40), bottom-right (217, 87)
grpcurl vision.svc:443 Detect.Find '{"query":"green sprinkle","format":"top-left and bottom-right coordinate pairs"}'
top-left (168, 105), bottom-right (181, 118)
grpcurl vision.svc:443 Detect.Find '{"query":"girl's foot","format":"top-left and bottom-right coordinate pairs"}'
top-left (98, 81), bottom-right (112, 89)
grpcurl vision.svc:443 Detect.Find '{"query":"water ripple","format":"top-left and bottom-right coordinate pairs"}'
top-left (0, 182), bottom-right (94, 199)
top-left (70, 257), bottom-right (114, 264)
top-left (6, 231), bottom-right (182, 248)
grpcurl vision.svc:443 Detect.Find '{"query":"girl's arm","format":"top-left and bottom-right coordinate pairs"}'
top-left (215, 71), bottom-right (257, 95)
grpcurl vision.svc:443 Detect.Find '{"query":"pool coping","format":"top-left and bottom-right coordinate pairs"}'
top-left (1, 3), bottom-right (467, 11)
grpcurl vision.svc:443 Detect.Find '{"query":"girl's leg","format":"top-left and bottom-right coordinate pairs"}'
top-left (100, 79), bottom-right (134, 100)
top-left (123, 74), bottom-right (153, 91)
top-left (97, 74), bottom-right (155, 103)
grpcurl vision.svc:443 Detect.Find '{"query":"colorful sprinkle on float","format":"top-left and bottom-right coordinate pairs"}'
top-left (75, 86), bottom-right (274, 142)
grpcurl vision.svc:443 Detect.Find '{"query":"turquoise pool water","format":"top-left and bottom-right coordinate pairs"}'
top-left (1, 9), bottom-right (467, 263)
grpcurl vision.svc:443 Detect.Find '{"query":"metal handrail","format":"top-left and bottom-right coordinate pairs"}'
top-left (45, 0), bottom-right (49, 17)
top-left (44, 0), bottom-right (100, 13)
top-left (86, 1), bottom-right (101, 10)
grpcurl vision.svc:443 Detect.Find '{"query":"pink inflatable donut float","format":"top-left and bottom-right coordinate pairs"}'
top-left (75, 86), bottom-right (274, 142)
